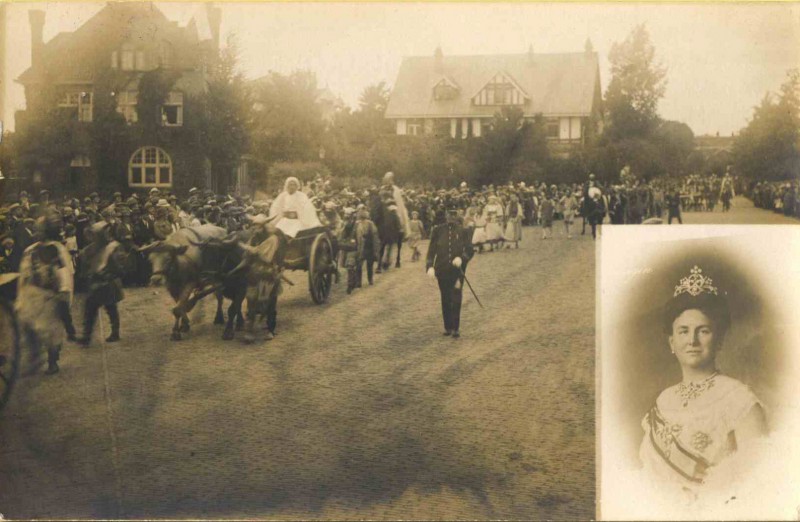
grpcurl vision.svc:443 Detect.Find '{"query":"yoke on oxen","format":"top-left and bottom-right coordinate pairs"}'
top-left (138, 224), bottom-right (247, 341)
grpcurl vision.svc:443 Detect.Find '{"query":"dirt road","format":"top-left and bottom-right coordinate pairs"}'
top-left (0, 196), bottom-right (793, 519)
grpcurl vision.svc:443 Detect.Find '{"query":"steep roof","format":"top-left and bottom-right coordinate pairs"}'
top-left (17, 2), bottom-right (210, 85)
top-left (385, 51), bottom-right (600, 119)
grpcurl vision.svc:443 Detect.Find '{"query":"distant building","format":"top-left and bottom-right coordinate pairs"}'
top-left (15, 2), bottom-right (226, 194)
top-left (694, 134), bottom-right (735, 155)
top-left (385, 43), bottom-right (603, 156)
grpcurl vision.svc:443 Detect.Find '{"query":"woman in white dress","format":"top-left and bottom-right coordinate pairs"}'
top-left (268, 177), bottom-right (322, 238)
top-left (503, 194), bottom-right (523, 248)
top-left (639, 265), bottom-right (767, 513)
top-left (467, 199), bottom-right (488, 252)
top-left (482, 195), bottom-right (505, 251)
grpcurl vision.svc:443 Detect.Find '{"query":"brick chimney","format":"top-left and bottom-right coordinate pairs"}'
top-left (434, 46), bottom-right (443, 73)
top-left (207, 4), bottom-right (222, 49)
top-left (29, 9), bottom-right (45, 68)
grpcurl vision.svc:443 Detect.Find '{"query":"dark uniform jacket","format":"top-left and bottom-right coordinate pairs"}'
top-left (80, 241), bottom-right (125, 305)
top-left (426, 221), bottom-right (474, 276)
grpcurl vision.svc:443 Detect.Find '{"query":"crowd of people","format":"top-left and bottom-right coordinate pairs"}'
top-left (748, 180), bottom-right (800, 218)
top-left (0, 166), bottom-right (792, 374)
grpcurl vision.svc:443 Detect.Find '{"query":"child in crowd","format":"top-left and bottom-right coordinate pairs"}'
top-left (407, 211), bottom-right (425, 262)
top-left (540, 196), bottom-right (554, 239)
top-left (355, 208), bottom-right (380, 286)
top-left (559, 189), bottom-right (578, 239)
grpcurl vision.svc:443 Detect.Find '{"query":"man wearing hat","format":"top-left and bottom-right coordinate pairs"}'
top-left (8, 204), bottom-right (34, 272)
top-left (187, 187), bottom-right (200, 207)
top-left (152, 199), bottom-right (175, 239)
top-left (77, 222), bottom-right (124, 345)
top-left (426, 204), bottom-right (474, 339)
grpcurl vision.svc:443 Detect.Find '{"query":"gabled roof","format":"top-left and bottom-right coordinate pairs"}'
top-left (469, 70), bottom-right (529, 99)
top-left (433, 75), bottom-right (460, 90)
top-left (17, 2), bottom-right (212, 85)
top-left (386, 51), bottom-right (600, 119)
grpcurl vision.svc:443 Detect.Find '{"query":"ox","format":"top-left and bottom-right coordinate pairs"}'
top-left (235, 230), bottom-right (287, 343)
top-left (138, 225), bottom-right (247, 341)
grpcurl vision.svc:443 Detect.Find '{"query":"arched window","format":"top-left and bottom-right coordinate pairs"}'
top-left (128, 146), bottom-right (172, 188)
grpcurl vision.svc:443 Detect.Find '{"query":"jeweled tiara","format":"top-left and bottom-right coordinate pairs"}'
top-left (674, 266), bottom-right (718, 297)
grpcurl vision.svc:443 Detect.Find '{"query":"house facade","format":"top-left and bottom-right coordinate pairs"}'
top-left (14, 2), bottom-right (224, 195)
top-left (385, 44), bottom-right (604, 156)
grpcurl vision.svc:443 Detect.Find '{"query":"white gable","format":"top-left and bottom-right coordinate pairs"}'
top-left (471, 71), bottom-right (528, 107)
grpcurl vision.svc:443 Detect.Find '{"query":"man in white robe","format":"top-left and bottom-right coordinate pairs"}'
top-left (268, 177), bottom-right (322, 238)
top-left (382, 171), bottom-right (411, 238)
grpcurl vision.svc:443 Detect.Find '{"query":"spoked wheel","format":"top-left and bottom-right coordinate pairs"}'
top-left (0, 298), bottom-right (21, 411)
top-left (308, 234), bottom-right (334, 304)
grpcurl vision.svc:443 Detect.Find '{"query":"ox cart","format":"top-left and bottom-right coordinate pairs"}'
top-left (280, 226), bottom-right (339, 304)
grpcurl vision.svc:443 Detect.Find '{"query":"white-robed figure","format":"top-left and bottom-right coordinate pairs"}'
top-left (382, 172), bottom-right (411, 238)
top-left (482, 195), bottom-right (505, 244)
top-left (268, 177), bottom-right (322, 238)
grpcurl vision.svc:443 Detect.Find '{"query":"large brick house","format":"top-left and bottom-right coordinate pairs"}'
top-left (14, 2), bottom-right (224, 195)
top-left (385, 43), bottom-right (603, 156)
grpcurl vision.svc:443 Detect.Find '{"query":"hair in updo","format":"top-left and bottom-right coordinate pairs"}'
top-left (663, 291), bottom-right (731, 338)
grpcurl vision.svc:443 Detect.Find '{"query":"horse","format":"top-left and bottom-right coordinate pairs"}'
top-left (369, 193), bottom-right (403, 272)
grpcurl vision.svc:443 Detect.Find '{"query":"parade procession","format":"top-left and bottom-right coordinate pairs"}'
top-left (1, 1), bottom-right (799, 521)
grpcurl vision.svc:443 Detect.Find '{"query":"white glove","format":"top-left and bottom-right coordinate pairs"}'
top-left (452, 257), bottom-right (462, 268)
top-left (427, 267), bottom-right (435, 278)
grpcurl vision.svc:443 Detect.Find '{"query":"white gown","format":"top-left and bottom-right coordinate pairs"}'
top-left (268, 190), bottom-right (322, 238)
top-left (637, 374), bottom-right (763, 517)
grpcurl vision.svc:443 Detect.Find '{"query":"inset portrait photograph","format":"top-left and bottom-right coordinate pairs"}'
top-left (598, 226), bottom-right (800, 520)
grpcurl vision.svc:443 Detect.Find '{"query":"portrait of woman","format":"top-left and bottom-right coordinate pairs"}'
top-left (598, 226), bottom-right (800, 521)
top-left (638, 266), bottom-right (767, 504)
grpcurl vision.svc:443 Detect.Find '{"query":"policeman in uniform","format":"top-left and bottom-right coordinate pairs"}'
top-left (426, 205), bottom-right (474, 338)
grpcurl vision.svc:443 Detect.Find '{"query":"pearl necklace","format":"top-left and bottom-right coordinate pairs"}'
top-left (677, 371), bottom-right (718, 407)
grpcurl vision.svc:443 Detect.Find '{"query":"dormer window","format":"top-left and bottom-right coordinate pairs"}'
top-left (472, 72), bottom-right (528, 106)
top-left (433, 78), bottom-right (459, 101)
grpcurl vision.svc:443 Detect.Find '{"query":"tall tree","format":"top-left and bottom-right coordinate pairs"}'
top-left (470, 106), bottom-right (530, 186)
top-left (250, 70), bottom-right (325, 164)
top-left (605, 24), bottom-right (667, 140)
top-left (733, 69), bottom-right (800, 181)
top-left (652, 120), bottom-right (695, 176)
top-left (198, 35), bottom-right (252, 192)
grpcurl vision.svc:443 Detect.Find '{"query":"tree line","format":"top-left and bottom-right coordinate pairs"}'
top-left (0, 26), bottom-right (797, 194)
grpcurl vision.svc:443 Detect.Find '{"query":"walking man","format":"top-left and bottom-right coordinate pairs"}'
top-left (77, 222), bottom-right (125, 345)
top-left (426, 206), bottom-right (474, 339)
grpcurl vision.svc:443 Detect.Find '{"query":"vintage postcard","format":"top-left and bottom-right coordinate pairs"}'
top-left (0, 1), bottom-right (798, 520)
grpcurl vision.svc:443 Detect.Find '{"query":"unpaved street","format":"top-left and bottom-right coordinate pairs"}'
top-left (0, 197), bottom-right (794, 520)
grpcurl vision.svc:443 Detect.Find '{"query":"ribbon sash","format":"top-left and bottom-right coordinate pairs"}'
top-left (648, 405), bottom-right (710, 484)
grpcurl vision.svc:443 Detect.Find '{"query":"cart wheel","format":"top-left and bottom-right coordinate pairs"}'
top-left (309, 234), bottom-right (334, 304)
top-left (0, 299), bottom-right (21, 411)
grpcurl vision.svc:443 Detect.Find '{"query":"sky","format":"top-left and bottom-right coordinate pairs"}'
top-left (2, 1), bottom-right (799, 135)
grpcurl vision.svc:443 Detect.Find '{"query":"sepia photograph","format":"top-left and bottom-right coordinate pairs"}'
top-left (598, 226), bottom-right (800, 520)
top-left (0, 1), bottom-right (798, 519)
